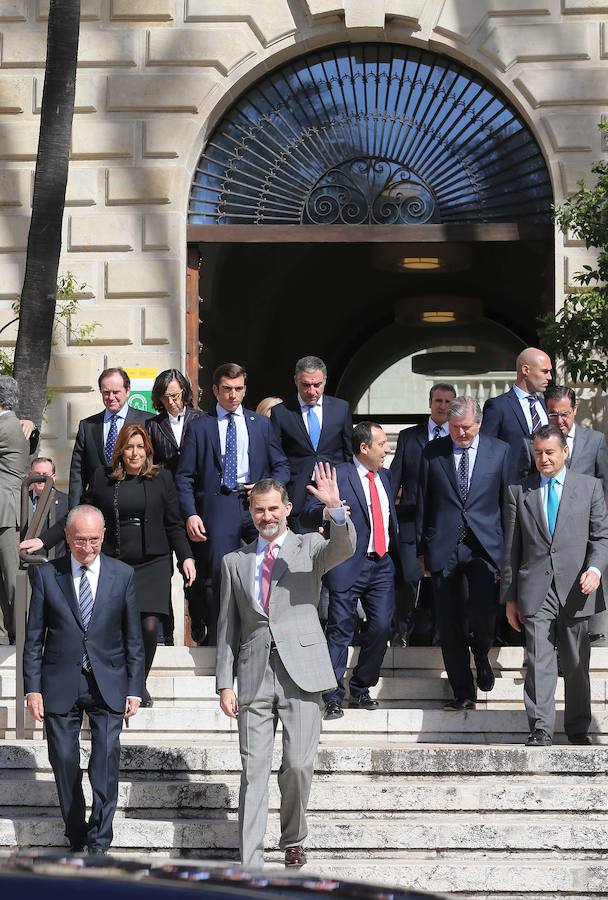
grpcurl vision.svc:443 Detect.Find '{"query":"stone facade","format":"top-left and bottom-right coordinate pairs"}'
top-left (0, 0), bottom-right (606, 482)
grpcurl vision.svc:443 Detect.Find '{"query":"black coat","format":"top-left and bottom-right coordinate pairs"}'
top-left (146, 407), bottom-right (205, 477)
top-left (68, 406), bottom-right (153, 508)
top-left (84, 467), bottom-right (192, 565)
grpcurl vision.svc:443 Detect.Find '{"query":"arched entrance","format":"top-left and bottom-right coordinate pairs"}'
top-left (186, 43), bottom-right (553, 415)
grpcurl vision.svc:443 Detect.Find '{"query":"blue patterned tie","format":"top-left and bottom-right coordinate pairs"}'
top-left (432, 424), bottom-right (442, 440)
top-left (223, 413), bottom-right (238, 490)
top-left (307, 405), bottom-right (321, 450)
top-left (105, 413), bottom-right (118, 464)
top-left (458, 447), bottom-right (469, 503)
top-left (527, 395), bottom-right (541, 434)
top-left (79, 565), bottom-right (95, 670)
top-left (547, 477), bottom-right (559, 536)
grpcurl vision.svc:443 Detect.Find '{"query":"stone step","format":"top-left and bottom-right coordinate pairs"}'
top-left (2, 812), bottom-right (608, 852)
top-left (5, 772), bottom-right (608, 812)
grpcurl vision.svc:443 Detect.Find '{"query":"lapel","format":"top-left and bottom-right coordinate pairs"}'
top-left (55, 557), bottom-right (84, 631)
top-left (243, 408), bottom-right (257, 472)
top-left (87, 555), bottom-right (115, 632)
top-left (207, 410), bottom-right (222, 469)
top-left (437, 439), bottom-right (461, 502)
top-left (551, 472), bottom-right (573, 540)
top-left (237, 541), bottom-right (259, 609)
top-left (466, 435), bottom-right (488, 502)
top-left (348, 463), bottom-right (371, 524)
top-left (271, 530), bottom-right (297, 596)
top-left (414, 421), bottom-right (428, 449)
top-left (289, 396), bottom-right (314, 451)
top-left (93, 414), bottom-right (106, 467)
top-left (569, 426), bottom-right (585, 467)
top-left (522, 473), bottom-right (551, 545)
top-left (507, 388), bottom-right (532, 436)
top-left (158, 412), bottom-right (178, 450)
top-left (317, 396), bottom-right (333, 450)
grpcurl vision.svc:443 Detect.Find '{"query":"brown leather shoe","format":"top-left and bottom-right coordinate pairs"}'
top-left (284, 845), bottom-right (306, 868)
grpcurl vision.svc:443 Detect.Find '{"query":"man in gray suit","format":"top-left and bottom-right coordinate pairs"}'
top-left (216, 465), bottom-right (356, 870)
top-left (0, 376), bottom-right (30, 644)
top-left (502, 425), bottom-right (608, 746)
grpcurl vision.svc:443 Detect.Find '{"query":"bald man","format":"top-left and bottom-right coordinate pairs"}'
top-left (481, 348), bottom-right (552, 487)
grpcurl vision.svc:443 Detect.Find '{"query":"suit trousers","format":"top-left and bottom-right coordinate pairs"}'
top-left (0, 524), bottom-right (18, 644)
top-left (431, 536), bottom-right (499, 702)
top-left (44, 669), bottom-right (124, 850)
top-left (521, 585), bottom-right (591, 738)
top-left (324, 554), bottom-right (395, 705)
top-left (238, 648), bottom-right (323, 868)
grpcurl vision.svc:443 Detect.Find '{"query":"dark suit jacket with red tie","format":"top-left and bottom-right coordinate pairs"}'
top-left (270, 395), bottom-right (353, 515)
top-left (480, 387), bottom-right (547, 487)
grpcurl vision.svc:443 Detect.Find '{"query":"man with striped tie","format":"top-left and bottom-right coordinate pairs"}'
top-left (23, 505), bottom-right (144, 854)
top-left (502, 425), bottom-right (608, 746)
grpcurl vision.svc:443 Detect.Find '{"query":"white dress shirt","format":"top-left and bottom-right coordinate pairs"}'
top-left (103, 401), bottom-right (130, 444)
top-left (513, 384), bottom-right (548, 433)
top-left (169, 411), bottom-right (185, 446)
top-left (298, 393), bottom-right (324, 435)
top-left (427, 417), bottom-right (449, 441)
top-left (216, 403), bottom-right (250, 483)
top-left (355, 457), bottom-right (390, 553)
top-left (452, 433), bottom-right (479, 489)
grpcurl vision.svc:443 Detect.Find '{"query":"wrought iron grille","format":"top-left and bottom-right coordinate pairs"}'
top-left (189, 44), bottom-right (553, 226)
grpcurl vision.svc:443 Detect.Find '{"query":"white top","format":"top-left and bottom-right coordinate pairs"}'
top-left (216, 403), bottom-right (250, 483)
top-left (427, 417), bottom-right (449, 441)
top-left (103, 401), bottom-right (130, 444)
top-left (71, 553), bottom-right (101, 600)
top-left (168, 411), bottom-right (185, 446)
top-left (297, 393), bottom-right (324, 435)
top-left (452, 433), bottom-right (480, 490)
top-left (513, 384), bottom-right (548, 434)
top-left (354, 457), bottom-right (390, 553)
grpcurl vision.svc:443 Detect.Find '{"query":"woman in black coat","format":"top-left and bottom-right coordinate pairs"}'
top-left (85, 423), bottom-right (195, 704)
top-left (146, 369), bottom-right (207, 644)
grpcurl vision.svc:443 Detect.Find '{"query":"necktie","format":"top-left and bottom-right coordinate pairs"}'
top-left (307, 405), bottom-right (321, 450)
top-left (366, 471), bottom-right (387, 556)
top-left (432, 424), bottom-right (442, 440)
top-left (547, 477), bottom-right (559, 536)
top-left (261, 542), bottom-right (277, 614)
top-left (458, 447), bottom-right (469, 503)
top-left (31, 495), bottom-right (37, 511)
top-left (78, 565), bottom-right (95, 670)
top-left (527, 396), bottom-right (541, 434)
top-left (105, 414), bottom-right (118, 464)
top-left (223, 413), bottom-right (238, 489)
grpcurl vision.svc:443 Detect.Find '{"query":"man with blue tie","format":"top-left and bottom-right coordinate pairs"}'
top-left (302, 422), bottom-right (400, 719)
top-left (417, 397), bottom-right (510, 710)
top-left (480, 347), bottom-right (552, 486)
top-left (175, 363), bottom-right (289, 645)
top-left (270, 356), bottom-right (353, 532)
top-left (502, 425), bottom-right (608, 746)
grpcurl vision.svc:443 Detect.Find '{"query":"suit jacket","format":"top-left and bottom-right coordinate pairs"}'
top-left (270, 395), bottom-right (353, 513)
top-left (417, 433), bottom-right (510, 572)
top-left (501, 471), bottom-right (608, 618)
top-left (68, 405), bottom-right (153, 508)
top-left (481, 388), bottom-right (547, 486)
top-left (216, 518), bottom-right (356, 705)
top-left (37, 488), bottom-right (69, 559)
top-left (23, 553), bottom-right (144, 714)
top-left (0, 410), bottom-right (29, 528)
top-left (518, 424), bottom-right (608, 497)
top-left (301, 461), bottom-right (401, 592)
top-left (84, 467), bottom-right (192, 564)
top-left (389, 421), bottom-right (428, 543)
top-left (146, 407), bottom-right (205, 478)
top-left (175, 408), bottom-right (290, 522)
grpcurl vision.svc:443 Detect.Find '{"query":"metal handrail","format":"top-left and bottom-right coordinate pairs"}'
top-left (15, 473), bottom-right (55, 739)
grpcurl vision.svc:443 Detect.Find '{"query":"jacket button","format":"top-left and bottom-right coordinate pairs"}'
top-left (551, 548), bottom-right (556, 554)
top-left (265, 642), bottom-right (270, 648)
top-left (83, 637), bottom-right (87, 642)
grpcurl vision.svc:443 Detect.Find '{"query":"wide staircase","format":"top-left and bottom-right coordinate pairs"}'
top-left (1, 645), bottom-right (608, 898)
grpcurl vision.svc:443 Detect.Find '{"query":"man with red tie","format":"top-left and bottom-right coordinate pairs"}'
top-left (301, 422), bottom-right (402, 719)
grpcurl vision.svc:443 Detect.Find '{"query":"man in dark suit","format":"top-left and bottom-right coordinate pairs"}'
top-left (502, 425), bottom-right (608, 746)
top-left (390, 382), bottom-right (455, 645)
top-left (418, 396), bottom-right (510, 710)
top-left (68, 367), bottom-right (152, 508)
top-left (302, 422), bottom-right (400, 720)
top-left (24, 505), bottom-right (144, 853)
top-left (480, 347), bottom-right (552, 486)
top-left (20, 456), bottom-right (69, 561)
top-left (270, 355), bottom-right (352, 531)
top-left (175, 362), bottom-right (289, 645)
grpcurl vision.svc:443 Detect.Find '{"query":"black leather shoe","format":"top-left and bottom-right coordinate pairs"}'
top-left (568, 732), bottom-right (592, 745)
top-left (475, 656), bottom-right (495, 692)
top-left (348, 690), bottom-right (378, 710)
top-left (443, 698), bottom-right (475, 711)
top-left (323, 701), bottom-right (343, 720)
top-left (526, 729), bottom-right (552, 747)
top-left (88, 846), bottom-right (108, 856)
top-left (68, 842), bottom-right (85, 853)
top-left (285, 845), bottom-right (306, 868)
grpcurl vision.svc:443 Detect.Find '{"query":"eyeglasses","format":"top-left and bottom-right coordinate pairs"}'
top-left (162, 390), bottom-right (183, 402)
top-left (548, 411), bottom-right (573, 420)
top-left (72, 537), bottom-right (102, 548)
top-left (102, 390), bottom-right (124, 397)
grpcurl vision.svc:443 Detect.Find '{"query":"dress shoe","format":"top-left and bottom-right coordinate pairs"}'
top-left (140, 688), bottom-right (153, 708)
top-left (443, 698), bottom-right (475, 711)
top-left (475, 656), bottom-right (495, 692)
top-left (88, 846), bottom-right (108, 856)
top-left (348, 690), bottom-right (378, 710)
top-left (391, 633), bottom-right (408, 648)
top-left (284, 845), bottom-right (306, 869)
top-left (323, 701), bottom-right (343, 720)
top-left (68, 842), bottom-right (85, 853)
top-left (568, 732), bottom-right (592, 745)
top-left (526, 729), bottom-right (552, 747)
